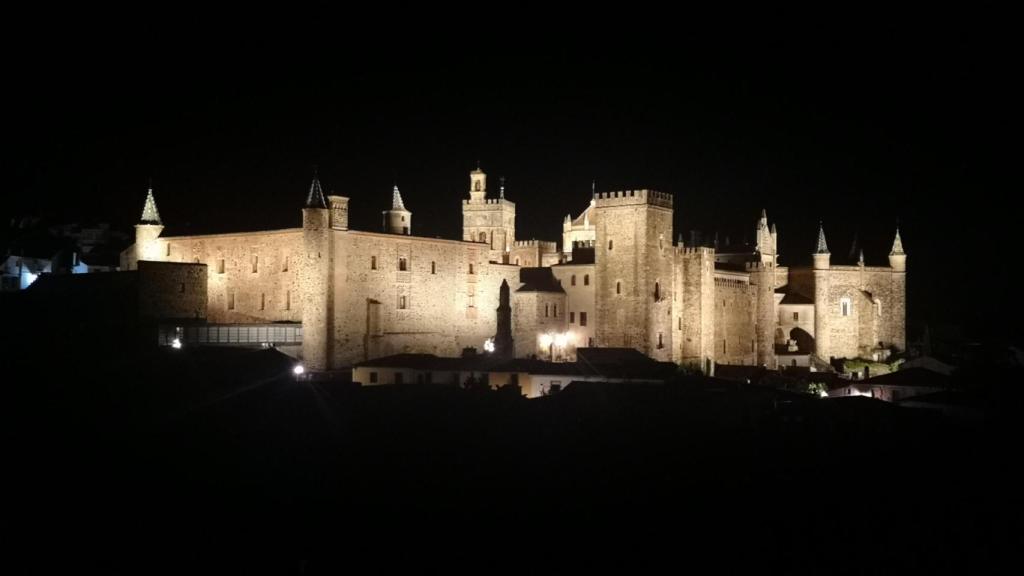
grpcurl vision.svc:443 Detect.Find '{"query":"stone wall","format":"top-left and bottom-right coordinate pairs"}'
top-left (713, 272), bottom-right (757, 365)
top-left (137, 260), bottom-right (208, 321)
top-left (550, 263), bottom-right (596, 351)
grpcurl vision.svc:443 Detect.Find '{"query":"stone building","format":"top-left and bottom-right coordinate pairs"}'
top-left (121, 167), bottom-right (907, 374)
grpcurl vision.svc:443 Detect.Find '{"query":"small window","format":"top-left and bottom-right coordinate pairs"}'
top-left (260, 293), bottom-right (266, 311)
top-left (474, 181), bottom-right (481, 192)
top-left (431, 261), bottom-right (436, 274)
top-left (282, 255), bottom-right (289, 272)
top-left (654, 282), bottom-right (660, 301)
top-left (580, 312), bottom-right (587, 327)
top-left (545, 304), bottom-right (550, 317)
top-left (371, 256), bottom-right (377, 270)
top-left (399, 295), bottom-right (407, 309)
top-left (469, 263), bottom-right (474, 274)
top-left (228, 292), bottom-right (235, 311)
top-left (369, 371), bottom-right (378, 383)
top-left (616, 281), bottom-right (621, 295)
top-left (608, 239), bottom-right (613, 250)
top-left (553, 304), bottom-right (558, 318)
top-left (793, 312), bottom-right (799, 321)
top-left (398, 257), bottom-right (407, 271)
top-left (571, 275), bottom-right (576, 286)
top-left (515, 258), bottom-right (520, 265)
top-left (479, 232), bottom-right (487, 243)
top-left (570, 312), bottom-right (575, 323)
top-left (217, 259), bottom-right (225, 274)
top-left (678, 317), bottom-right (682, 330)
top-left (251, 255), bottom-right (259, 273)
top-left (657, 333), bottom-right (664, 349)
top-left (285, 290), bottom-right (291, 311)
top-left (166, 244), bottom-right (171, 257)
top-left (840, 297), bottom-right (851, 317)
top-left (722, 339), bottom-right (727, 354)
top-left (751, 339), bottom-right (755, 353)
top-left (584, 274), bottom-right (589, 286)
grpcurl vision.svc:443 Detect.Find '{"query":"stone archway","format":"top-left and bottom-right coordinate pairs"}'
top-left (790, 327), bottom-right (815, 353)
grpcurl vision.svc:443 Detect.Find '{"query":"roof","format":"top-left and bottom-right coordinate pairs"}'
top-left (780, 291), bottom-right (814, 305)
top-left (516, 267), bottom-right (565, 293)
top-left (863, 367), bottom-right (952, 388)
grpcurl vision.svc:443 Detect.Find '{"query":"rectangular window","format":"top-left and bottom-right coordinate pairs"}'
top-left (553, 304), bottom-right (558, 318)
top-left (251, 254), bottom-right (259, 273)
top-left (584, 274), bottom-right (589, 286)
top-left (793, 312), bottom-right (799, 321)
top-left (282, 255), bottom-right (289, 272)
top-left (840, 297), bottom-right (851, 317)
top-left (398, 295), bottom-right (408, 309)
top-left (371, 256), bottom-right (377, 270)
top-left (228, 292), bottom-right (235, 311)
top-left (469, 263), bottom-right (474, 274)
top-left (398, 257), bottom-right (407, 271)
top-left (722, 339), bottom-right (727, 354)
top-left (166, 244), bottom-right (171, 257)
top-left (570, 312), bottom-right (575, 323)
top-left (658, 333), bottom-right (664, 349)
top-left (545, 304), bottom-right (549, 318)
top-left (571, 275), bottom-right (576, 286)
top-left (678, 317), bottom-right (682, 330)
top-left (431, 261), bottom-right (436, 274)
top-left (285, 290), bottom-right (291, 311)
top-left (217, 259), bottom-right (225, 274)
top-left (260, 293), bottom-right (266, 311)
top-left (369, 371), bottom-right (378, 384)
top-left (580, 312), bottom-right (588, 327)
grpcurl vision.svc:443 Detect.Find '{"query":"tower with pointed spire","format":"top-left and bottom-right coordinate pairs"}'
top-left (383, 185), bottom-right (412, 235)
top-left (301, 169), bottom-right (332, 371)
top-left (134, 184), bottom-right (165, 265)
top-left (812, 221), bottom-right (832, 361)
top-left (888, 227), bottom-right (907, 350)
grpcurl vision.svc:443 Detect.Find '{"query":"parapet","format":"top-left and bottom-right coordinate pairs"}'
top-left (681, 246), bottom-right (715, 256)
top-left (744, 261), bottom-right (774, 272)
top-left (572, 240), bottom-right (596, 249)
top-left (463, 198), bottom-right (515, 207)
top-left (514, 239), bottom-right (558, 252)
top-left (593, 189), bottom-right (673, 209)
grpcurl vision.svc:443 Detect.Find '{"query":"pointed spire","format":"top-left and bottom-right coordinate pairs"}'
top-left (499, 176), bottom-right (506, 199)
top-left (890, 228), bottom-right (905, 255)
top-left (140, 184), bottom-right (162, 224)
top-left (815, 221), bottom-right (830, 254)
top-left (391, 184), bottom-right (406, 210)
top-left (305, 168), bottom-right (327, 209)
top-left (771, 222), bottom-right (777, 235)
top-left (760, 208), bottom-right (768, 222)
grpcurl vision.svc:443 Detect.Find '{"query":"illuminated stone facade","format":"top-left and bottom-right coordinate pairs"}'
top-left (122, 168), bottom-right (906, 373)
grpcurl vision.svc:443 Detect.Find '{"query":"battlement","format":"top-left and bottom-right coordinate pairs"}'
top-left (594, 189), bottom-right (673, 208)
top-left (463, 198), bottom-right (514, 207)
top-left (681, 246), bottom-right (715, 256)
top-left (744, 261), bottom-right (774, 272)
top-left (514, 239), bottom-right (557, 251)
top-left (572, 240), bottom-right (596, 249)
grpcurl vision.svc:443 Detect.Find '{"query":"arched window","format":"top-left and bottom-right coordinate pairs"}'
top-left (479, 232), bottom-right (487, 243)
top-left (474, 181), bottom-right (481, 191)
top-left (571, 274), bottom-right (577, 286)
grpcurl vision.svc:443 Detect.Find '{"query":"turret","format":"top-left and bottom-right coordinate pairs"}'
top-left (888, 228), bottom-right (906, 272)
top-left (812, 222), bottom-right (831, 270)
top-left (134, 184), bottom-right (165, 264)
top-left (301, 170), bottom-right (332, 371)
top-left (812, 221), bottom-right (832, 360)
top-left (383, 185), bottom-right (412, 235)
top-left (469, 165), bottom-right (487, 203)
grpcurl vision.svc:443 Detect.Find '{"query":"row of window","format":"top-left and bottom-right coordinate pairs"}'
top-left (371, 256), bottom-right (471, 275)
top-left (212, 255), bottom-right (289, 275)
top-left (569, 274), bottom-right (590, 286)
top-left (226, 290), bottom-right (291, 311)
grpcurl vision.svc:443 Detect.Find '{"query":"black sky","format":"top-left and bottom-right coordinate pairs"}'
top-left (6, 12), bottom-right (1016, 344)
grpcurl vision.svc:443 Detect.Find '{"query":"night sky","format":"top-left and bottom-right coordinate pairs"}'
top-left (6, 14), bottom-right (1015, 344)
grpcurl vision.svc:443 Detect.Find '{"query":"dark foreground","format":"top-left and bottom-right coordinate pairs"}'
top-left (6, 347), bottom-right (1022, 572)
